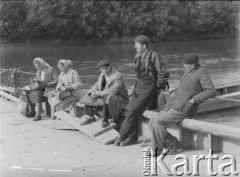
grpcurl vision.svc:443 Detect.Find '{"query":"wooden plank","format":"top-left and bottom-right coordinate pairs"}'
top-left (0, 90), bottom-right (20, 103)
top-left (180, 119), bottom-right (240, 141)
top-left (216, 97), bottom-right (240, 102)
top-left (42, 120), bottom-right (77, 130)
top-left (143, 110), bottom-right (240, 141)
top-left (198, 96), bottom-right (240, 113)
top-left (215, 81), bottom-right (240, 89)
top-left (54, 111), bottom-right (98, 135)
top-left (91, 121), bottom-right (116, 137)
top-left (54, 111), bottom-right (118, 144)
top-left (0, 86), bottom-right (15, 93)
top-left (221, 91), bottom-right (240, 98)
top-left (95, 129), bottom-right (118, 145)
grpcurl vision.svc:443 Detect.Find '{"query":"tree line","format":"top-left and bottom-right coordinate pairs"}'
top-left (0, 0), bottom-right (239, 44)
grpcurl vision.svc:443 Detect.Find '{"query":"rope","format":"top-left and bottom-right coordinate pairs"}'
top-left (21, 71), bottom-right (35, 75)
top-left (0, 69), bottom-right (11, 74)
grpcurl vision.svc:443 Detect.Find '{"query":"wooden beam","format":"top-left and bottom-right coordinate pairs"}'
top-left (215, 81), bottom-right (240, 89)
top-left (143, 110), bottom-right (240, 141)
top-left (180, 119), bottom-right (240, 141)
top-left (221, 91), bottom-right (240, 98)
top-left (54, 111), bottom-right (118, 144)
top-left (0, 86), bottom-right (15, 93)
top-left (198, 96), bottom-right (240, 113)
top-left (0, 90), bottom-right (20, 103)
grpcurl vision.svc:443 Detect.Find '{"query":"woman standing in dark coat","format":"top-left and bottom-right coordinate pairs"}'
top-left (25, 57), bottom-right (58, 121)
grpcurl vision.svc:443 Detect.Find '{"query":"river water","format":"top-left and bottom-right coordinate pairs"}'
top-left (0, 39), bottom-right (239, 89)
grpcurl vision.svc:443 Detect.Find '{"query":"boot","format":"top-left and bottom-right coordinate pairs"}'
top-left (101, 120), bottom-right (110, 128)
top-left (114, 136), bottom-right (123, 146)
top-left (120, 137), bottom-right (137, 146)
top-left (167, 141), bottom-right (182, 155)
top-left (33, 115), bottom-right (41, 121)
top-left (101, 103), bottom-right (110, 128)
top-left (33, 103), bottom-right (42, 121)
top-left (26, 103), bottom-right (36, 118)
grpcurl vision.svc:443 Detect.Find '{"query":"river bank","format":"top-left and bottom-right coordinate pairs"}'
top-left (0, 33), bottom-right (238, 46)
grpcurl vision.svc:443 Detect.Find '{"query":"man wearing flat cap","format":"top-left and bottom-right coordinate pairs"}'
top-left (148, 53), bottom-right (216, 156)
top-left (114, 35), bottom-right (170, 146)
top-left (80, 59), bottom-right (129, 128)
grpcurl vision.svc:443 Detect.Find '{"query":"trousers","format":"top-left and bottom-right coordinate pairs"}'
top-left (119, 92), bottom-right (155, 141)
top-left (148, 109), bottom-right (185, 151)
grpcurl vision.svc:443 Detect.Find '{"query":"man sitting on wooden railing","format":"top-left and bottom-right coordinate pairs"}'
top-left (148, 53), bottom-right (216, 156)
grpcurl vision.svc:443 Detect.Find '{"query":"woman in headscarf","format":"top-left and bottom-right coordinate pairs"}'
top-left (48, 59), bottom-right (83, 112)
top-left (25, 57), bottom-right (58, 121)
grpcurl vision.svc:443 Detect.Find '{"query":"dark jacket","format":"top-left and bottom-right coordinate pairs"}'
top-left (165, 65), bottom-right (216, 116)
top-left (133, 48), bottom-right (169, 95)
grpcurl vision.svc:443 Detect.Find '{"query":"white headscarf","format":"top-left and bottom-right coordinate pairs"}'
top-left (57, 59), bottom-right (73, 68)
top-left (33, 57), bottom-right (51, 69)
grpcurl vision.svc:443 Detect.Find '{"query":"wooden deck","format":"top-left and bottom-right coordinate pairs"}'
top-left (4, 98), bottom-right (239, 177)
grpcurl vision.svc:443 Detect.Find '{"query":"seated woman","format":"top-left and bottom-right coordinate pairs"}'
top-left (48, 59), bottom-right (83, 113)
top-left (25, 57), bottom-right (58, 121)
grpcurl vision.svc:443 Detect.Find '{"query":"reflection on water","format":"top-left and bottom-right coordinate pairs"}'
top-left (0, 39), bottom-right (239, 89)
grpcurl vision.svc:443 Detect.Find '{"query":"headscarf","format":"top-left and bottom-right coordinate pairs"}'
top-left (57, 59), bottom-right (73, 68)
top-left (33, 57), bottom-right (51, 69)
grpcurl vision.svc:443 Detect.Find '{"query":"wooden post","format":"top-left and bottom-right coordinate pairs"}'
top-left (74, 102), bottom-right (85, 117)
top-left (180, 128), bottom-right (194, 149)
top-left (208, 135), bottom-right (222, 153)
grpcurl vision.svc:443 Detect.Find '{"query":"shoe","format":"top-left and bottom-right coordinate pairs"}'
top-left (101, 121), bottom-right (110, 128)
top-left (33, 115), bottom-right (41, 121)
top-left (79, 115), bottom-right (96, 125)
top-left (120, 137), bottom-right (137, 146)
top-left (26, 112), bottom-right (36, 118)
top-left (140, 139), bottom-right (151, 147)
top-left (167, 141), bottom-right (182, 155)
top-left (114, 136), bottom-right (122, 146)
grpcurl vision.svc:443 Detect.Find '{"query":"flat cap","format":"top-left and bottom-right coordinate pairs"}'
top-left (134, 35), bottom-right (149, 45)
top-left (183, 53), bottom-right (199, 64)
top-left (97, 59), bottom-right (111, 68)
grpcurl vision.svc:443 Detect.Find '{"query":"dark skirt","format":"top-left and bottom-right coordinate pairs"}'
top-left (22, 90), bottom-right (47, 104)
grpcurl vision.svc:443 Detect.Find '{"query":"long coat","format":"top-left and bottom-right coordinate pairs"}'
top-left (90, 68), bottom-right (129, 120)
top-left (50, 68), bottom-right (83, 111)
top-left (165, 64), bottom-right (216, 116)
top-left (56, 68), bottom-right (82, 97)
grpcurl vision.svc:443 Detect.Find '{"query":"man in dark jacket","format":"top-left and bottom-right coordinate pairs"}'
top-left (114, 35), bottom-right (170, 146)
top-left (148, 53), bottom-right (216, 156)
